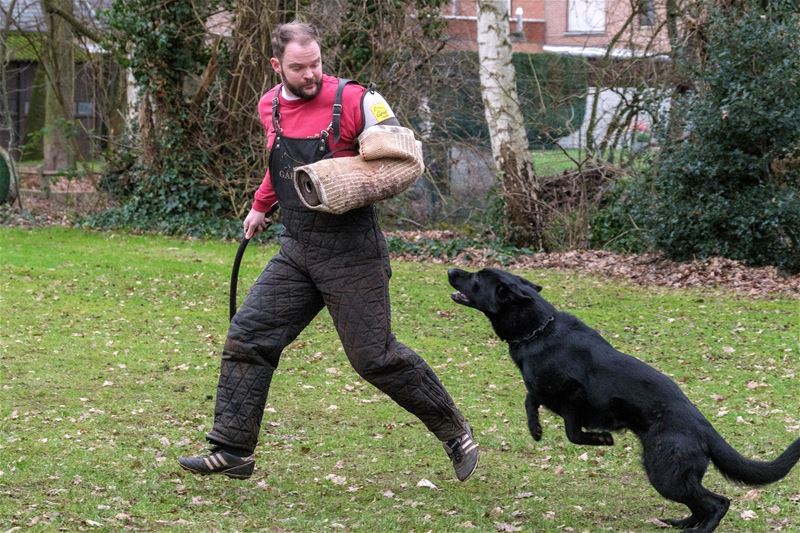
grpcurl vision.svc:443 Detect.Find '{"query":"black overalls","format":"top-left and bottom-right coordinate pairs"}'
top-left (206, 80), bottom-right (468, 452)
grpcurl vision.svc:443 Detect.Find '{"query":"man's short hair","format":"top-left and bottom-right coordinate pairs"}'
top-left (271, 22), bottom-right (320, 60)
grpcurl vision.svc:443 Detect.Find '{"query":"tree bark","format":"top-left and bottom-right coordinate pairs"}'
top-left (1, 0), bottom-right (17, 153)
top-left (41, 0), bottom-right (75, 172)
top-left (477, 0), bottom-right (543, 249)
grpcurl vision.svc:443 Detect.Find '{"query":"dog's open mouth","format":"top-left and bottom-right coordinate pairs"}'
top-left (450, 290), bottom-right (470, 305)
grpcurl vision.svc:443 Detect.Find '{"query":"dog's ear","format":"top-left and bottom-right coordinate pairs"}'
top-left (496, 279), bottom-right (533, 303)
top-left (519, 277), bottom-right (543, 293)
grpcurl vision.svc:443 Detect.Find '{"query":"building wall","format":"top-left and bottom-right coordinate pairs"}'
top-left (445, 17), bottom-right (546, 53)
top-left (2, 62), bottom-right (38, 154)
top-left (442, 0), bottom-right (670, 56)
top-left (544, 0), bottom-right (670, 56)
top-left (443, 0), bottom-right (546, 53)
top-left (1, 61), bottom-right (104, 160)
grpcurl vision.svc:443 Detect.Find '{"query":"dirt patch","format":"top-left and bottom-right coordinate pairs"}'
top-left (6, 167), bottom-right (114, 226)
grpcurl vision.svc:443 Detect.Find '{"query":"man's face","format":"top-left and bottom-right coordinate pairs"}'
top-left (271, 40), bottom-right (323, 100)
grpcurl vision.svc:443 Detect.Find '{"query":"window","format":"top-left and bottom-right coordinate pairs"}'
top-left (76, 101), bottom-right (94, 117)
top-left (568, 0), bottom-right (606, 33)
top-left (638, 0), bottom-right (656, 26)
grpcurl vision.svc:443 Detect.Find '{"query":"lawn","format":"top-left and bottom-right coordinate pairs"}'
top-left (533, 149), bottom-right (584, 176)
top-left (1, 227), bottom-right (798, 531)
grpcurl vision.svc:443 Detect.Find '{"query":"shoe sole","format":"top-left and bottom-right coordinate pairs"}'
top-left (178, 460), bottom-right (254, 480)
top-left (458, 452), bottom-right (479, 482)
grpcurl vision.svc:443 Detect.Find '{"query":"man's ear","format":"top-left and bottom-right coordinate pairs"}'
top-left (270, 57), bottom-right (282, 75)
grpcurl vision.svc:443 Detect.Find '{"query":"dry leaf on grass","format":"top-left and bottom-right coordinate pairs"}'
top-left (416, 478), bottom-right (438, 489)
top-left (494, 522), bottom-right (522, 532)
top-left (325, 474), bottom-right (346, 485)
top-left (740, 510), bottom-right (758, 520)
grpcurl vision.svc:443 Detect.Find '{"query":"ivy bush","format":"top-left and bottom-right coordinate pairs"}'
top-left (89, 1), bottom-right (451, 237)
top-left (86, 0), bottom-right (232, 235)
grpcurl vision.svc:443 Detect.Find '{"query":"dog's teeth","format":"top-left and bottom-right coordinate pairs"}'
top-left (451, 291), bottom-right (469, 304)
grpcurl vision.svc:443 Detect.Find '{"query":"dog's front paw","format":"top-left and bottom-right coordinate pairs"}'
top-left (529, 423), bottom-right (543, 441)
top-left (597, 432), bottom-right (614, 445)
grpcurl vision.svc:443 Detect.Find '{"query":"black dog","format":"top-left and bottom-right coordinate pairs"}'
top-left (448, 267), bottom-right (800, 533)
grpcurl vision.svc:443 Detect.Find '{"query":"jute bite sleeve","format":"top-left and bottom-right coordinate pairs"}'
top-left (293, 125), bottom-right (424, 214)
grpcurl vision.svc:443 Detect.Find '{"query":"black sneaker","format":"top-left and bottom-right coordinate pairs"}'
top-left (178, 447), bottom-right (255, 479)
top-left (443, 430), bottom-right (479, 481)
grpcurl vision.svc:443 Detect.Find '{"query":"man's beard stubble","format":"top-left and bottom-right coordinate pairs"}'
top-left (283, 77), bottom-right (323, 100)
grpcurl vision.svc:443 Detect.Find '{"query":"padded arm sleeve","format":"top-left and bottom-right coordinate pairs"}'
top-left (361, 90), bottom-right (400, 129)
top-left (292, 125), bottom-right (424, 214)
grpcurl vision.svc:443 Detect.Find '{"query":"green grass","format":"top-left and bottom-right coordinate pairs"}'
top-left (532, 148), bottom-right (641, 177)
top-left (18, 159), bottom-right (106, 175)
top-left (1, 227), bottom-right (798, 531)
top-left (533, 149), bottom-right (584, 176)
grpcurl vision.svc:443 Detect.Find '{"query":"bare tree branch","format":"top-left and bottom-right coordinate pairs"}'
top-left (44, 2), bottom-right (104, 43)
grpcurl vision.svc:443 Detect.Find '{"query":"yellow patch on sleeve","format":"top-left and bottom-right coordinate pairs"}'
top-left (370, 103), bottom-right (393, 122)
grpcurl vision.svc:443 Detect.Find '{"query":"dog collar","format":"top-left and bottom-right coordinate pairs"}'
top-left (508, 315), bottom-right (555, 346)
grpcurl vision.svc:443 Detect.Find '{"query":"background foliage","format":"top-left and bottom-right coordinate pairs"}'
top-left (590, 2), bottom-right (800, 273)
top-left (6, 0), bottom-right (800, 272)
top-left (91, 0), bottom-right (230, 236)
top-left (427, 51), bottom-right (588, 148)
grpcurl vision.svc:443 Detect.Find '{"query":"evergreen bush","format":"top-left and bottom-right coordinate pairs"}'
top-left (593, 3), bottom-right (800, 273)
top-left (649, 4), bottom-right (800, 273)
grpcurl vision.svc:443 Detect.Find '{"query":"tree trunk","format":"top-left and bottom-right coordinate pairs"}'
top-left (1, 2), bottom-right (15, 153)
top-left (42, 0), bottom-right (75, 173)
top-left (476, 0), bottom-right (543, 250)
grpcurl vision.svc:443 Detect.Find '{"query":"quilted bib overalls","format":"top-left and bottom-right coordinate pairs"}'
top-left (206, 81), bottom-right (468, 452)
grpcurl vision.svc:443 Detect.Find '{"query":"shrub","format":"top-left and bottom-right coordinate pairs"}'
top-left (641, 4), bottom-right (800, 272)
top-left (588, 172), bottom-right (652, 254)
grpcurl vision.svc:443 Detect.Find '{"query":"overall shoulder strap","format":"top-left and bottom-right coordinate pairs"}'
top-left (332, 78), bottom-right (352, 143)
top-left (272, 84), bottom-right (283, 136)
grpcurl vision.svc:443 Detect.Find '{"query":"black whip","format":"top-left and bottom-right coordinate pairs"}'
top-left (229, 237), bottom-right (250, 322)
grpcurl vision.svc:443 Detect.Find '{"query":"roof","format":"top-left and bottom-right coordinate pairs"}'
top-left (4, 31), bottom-right (43, 61)
top-left (4, 31), bottom-right (95, 61)
top-left (2, 0), bottom-right (111, 61)
top-left (1, 0), bottom-right (111, 32)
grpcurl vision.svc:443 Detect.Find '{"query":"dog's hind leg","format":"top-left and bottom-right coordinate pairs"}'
top-left (642, 432), bottom-right (730, 533)
top-left (659, 484), bottom-right (729, 533)
top-left (562, 406), bottom-right (614, 445)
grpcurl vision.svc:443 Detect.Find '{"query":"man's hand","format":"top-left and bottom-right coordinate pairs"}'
top-left (243, 208), bottom-right (268, 239)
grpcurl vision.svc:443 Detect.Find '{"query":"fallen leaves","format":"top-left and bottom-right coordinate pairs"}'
top-left (741, 489), bottom-right (762, 501)
top-left (495, 522), bottom-right (522, 532)
top-left (386, 234), bottom-right (800, 297)
top-left (740, 509), bottom-right (758, 520)
top-left (325, 473), bottom-right (347, 486)
top-left (416, 478), bottom-right (438, 490)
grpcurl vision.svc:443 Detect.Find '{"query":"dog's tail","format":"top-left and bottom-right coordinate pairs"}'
top-left (707, 428), bottom-right (800, 486)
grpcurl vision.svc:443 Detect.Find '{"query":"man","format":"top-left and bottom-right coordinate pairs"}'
top-left (178, 21), bottom-right (478, 482)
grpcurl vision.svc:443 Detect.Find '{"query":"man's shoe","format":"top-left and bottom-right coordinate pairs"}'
top-left (178, 447), bottom-right (255, 479)
top-left (443, 431), bottom-right (479, 481)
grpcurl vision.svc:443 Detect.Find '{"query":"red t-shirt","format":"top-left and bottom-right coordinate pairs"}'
top-left (252, 74), bottom-right (367, 212)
